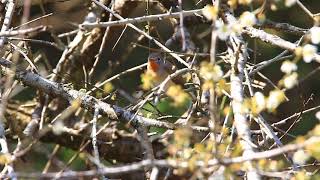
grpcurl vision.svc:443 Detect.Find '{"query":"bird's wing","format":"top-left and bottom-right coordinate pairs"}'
top-left (163, 61), bottom-right (186, 85)
top-left (163, 61), bottom-right (176, 74)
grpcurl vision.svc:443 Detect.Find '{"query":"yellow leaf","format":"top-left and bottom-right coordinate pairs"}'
top-left (238, 0), bottom-right (252, 5)
top-left (216, 79), bottom-right (230, 96)
top-left (313, 125), bottom-right (320, 136)
top-left (200, 62), bottom-right (223, 82)
top-left (166, 85), bottom-right (190, 107)
top-left (0, 153), bottom-right (11, 165)
top-left (223, 106), bottom-right (231, 116)
top-left (71, 98), bottom-right (81, 109)
top-left (194, 143), bottom-right (205, 153)
top-left (188, 156), bottom-right (197, 172)
top-left (103, 82), bottom-right (114, 93)
top-left (306, 141), bottom-right (320, 160)
top-left (174, 128), bottom-right (191, 147)
top-left (227, 0), bottom-right (238, 9)
top-left (294, 171), bottom-right (310, 180)
top-left (141, 70), bottom-right (156, 90)
top-left (258, 159), bottom-right (267, 169)
top-left (202, 5), bottom-right (218, 21)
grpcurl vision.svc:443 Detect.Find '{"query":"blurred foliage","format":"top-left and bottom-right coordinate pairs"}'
top-left (1, 0), bottom-right (320, 178)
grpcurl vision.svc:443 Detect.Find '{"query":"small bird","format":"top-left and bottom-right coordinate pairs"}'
top-left (146, 52), bottom-right (192, 105)
top-left (146, 52), bottom-right (177, 89)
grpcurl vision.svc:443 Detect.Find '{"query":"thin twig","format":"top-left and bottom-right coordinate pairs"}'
top-left (87, 63), bottom-right (147, 94)
top-left (91, 106), bottom-right (106, 179)
top-left (88, 2), bottom-right (115, 79)
top-left (296, 0), bottom-right (314, 20)
top-left (0, 0), bottom-right (16, 47)
top-left (243, 26), bottom-right (320, 62)
top-left (0, 26), bottom-right (47, 37)
top-left (92, 0), bottom-right (191, 68)
top-left (81, 9), bottom-right (203, 29)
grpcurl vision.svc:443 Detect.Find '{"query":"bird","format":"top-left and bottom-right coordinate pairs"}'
top-left (145, 52), bottom-right (196, 106)
top-left (146, 52), bottom-right (177, 90)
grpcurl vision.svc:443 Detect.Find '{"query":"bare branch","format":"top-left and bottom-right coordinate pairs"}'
top-left (81, 9), bottom-right (203, 29)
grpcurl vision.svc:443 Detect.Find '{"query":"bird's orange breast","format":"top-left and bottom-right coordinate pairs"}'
top-left (148, 59), bottom-right (159, 73)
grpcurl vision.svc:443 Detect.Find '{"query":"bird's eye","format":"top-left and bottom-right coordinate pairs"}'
top-left (156, 57), bottom-right (161, 62)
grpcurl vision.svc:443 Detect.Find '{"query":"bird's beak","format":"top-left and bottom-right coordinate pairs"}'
top-left (148, 58), bottom-right (159, 72)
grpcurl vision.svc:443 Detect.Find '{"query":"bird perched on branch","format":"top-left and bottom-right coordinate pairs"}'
top-left (146, 52), bottom-right (177, 89)
top-left (144, 52), bottom-right (195, 106)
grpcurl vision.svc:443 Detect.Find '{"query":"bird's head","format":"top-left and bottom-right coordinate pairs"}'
top-left (147, 52), bottom-right (163, 73)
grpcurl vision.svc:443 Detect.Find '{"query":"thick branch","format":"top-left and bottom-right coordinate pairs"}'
top-left (0, 58), bottom-right (209, 132)
top-left (11, 136), bottom-right (320, 178)
top-left (222, 6), bottom-right (261, 180)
